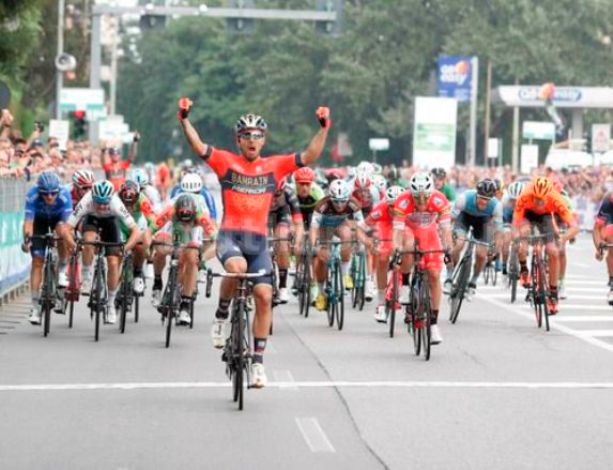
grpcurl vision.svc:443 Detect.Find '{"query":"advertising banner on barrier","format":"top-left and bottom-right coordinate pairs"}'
top-left (413, 97), bottom-right (457, 169)
top-left (0, 211), bottom-right (30, 295)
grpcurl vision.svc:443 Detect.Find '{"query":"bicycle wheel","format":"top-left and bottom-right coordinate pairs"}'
top-left (165, 267), bottom-right (178, 348)
top-left (492, 267), bottom-right (498, 286)
top-left (537, 256), bottom-right (550, 332)
top-left (421, 277), bottom-right (432, 361)
top-left (350, 255), bottom-right (358, 308)
top-left (409, 275), bottom-right (421, 355)
top-left (94, 268), bottom-right (103, 342)
top-left (336, 260), bottom-right (345, 330)
top-left (68, 299), bottom-right (75, 328)
top-left (326, 265), bottom-right (335, 327)
top-left (388, 271), bottom-right (398, 338)
top-left (450, 253), bottom-right (471, 324)
top-left (510, 274), bottom-right (518, 303)
top-left (189, 299), bottom-right (195, 329)
top-left (42, 257), bottom-right (55, 337)
top-left (530, 254), bottom-right (542, 328)
top-left (358, 253), bottom-right (366, 311)
top-left (134, 294), bottom-right (140, 323)
top-left (119, 281), bottom-right (128, 335)
top-left (234, 300), bottom-right (246, 411)
top-left (484, 265), bottom-right (490, 285)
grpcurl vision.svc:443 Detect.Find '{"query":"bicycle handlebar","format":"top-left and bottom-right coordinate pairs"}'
top-left (208, 269), bottom-right (271, 279)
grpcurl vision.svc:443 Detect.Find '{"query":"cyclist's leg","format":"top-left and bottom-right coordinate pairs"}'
top-left (502, 227), bottom-right (512, 275)
top-left (274, 220), bottom-right (291, 294)
top-left (540, 215), bottom-right (560, 289)
top-left (216, 230), bottom-right (246, 319)
top-left (102, 218), bottom-right (123, 313)
top-left (80, 216), bottom-right (99, 286)
top-left (451, 213), bottom-right (468, 266)
top-left (178, 243), bottom-right (199, 298)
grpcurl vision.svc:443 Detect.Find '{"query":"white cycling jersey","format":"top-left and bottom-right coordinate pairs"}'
top-left (143, 185), bottom-right (162, 212)
top-left (68, 192), bottom-right (136, 229)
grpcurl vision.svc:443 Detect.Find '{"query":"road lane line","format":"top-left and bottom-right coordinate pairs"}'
top-left (6, 381), bottom-right (613, 392)
top-left (295, 418), bottom-right (335, 453)
top-left (577, 330), bottom-right (613, 337)
top-left (555, 316), bottom-right (613, 322)
top-left (479, 293), bottom-right (613, 352)
top-left (273, 370), bottom-right (299, 390)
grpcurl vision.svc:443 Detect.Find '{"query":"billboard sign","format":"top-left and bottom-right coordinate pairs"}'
top-left (413, 97), bottom-right (457, 169)
top-left (437, 56), bottom-right (475, 102)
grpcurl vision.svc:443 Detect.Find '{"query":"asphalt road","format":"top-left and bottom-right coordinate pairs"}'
top-left (2, 234), bottom-right (613, 470)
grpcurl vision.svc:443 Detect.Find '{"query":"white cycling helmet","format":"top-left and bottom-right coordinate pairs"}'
top-left (507, 181), bottom-right (525, 200)
top-left (234, 113), bottom-right (268, 133)
top-left (180, 172), bottom-right (203, 193)
top-left (409, 172), bottom-right (434, 196)
top-left (328, 179), bottom-right (351, 202)
top-left (385, 185), bottom-right (403, 204)
top-left (357, 161), bottom-right (374, 174)
top-left (131, 168), bottom-right (149, 187)
top-left (372, 174), bottom-right (387, 192)
top-left (354, 171), bottom-right (372, 189)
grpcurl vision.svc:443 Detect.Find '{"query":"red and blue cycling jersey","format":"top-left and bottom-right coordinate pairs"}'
top-left (200, 147), bottom-right (303, 235)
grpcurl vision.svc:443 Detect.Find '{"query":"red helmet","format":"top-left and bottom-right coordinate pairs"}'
top-left (72, 169), bottom-right (95, 190)
top-left (294, 167), bottom-right (315, 184)
top-left (119, 180), bottom-right (140, 205)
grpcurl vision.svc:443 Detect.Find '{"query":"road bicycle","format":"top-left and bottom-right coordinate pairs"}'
top-left (519, 234), bottom-right (550, 331)
top-left (318, 240), bottom-right (354, 330)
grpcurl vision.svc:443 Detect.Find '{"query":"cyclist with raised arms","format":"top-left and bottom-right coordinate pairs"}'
top-left (61, 180), bottom-right (142, 324)
top-left (365, 185), bottom-right (403, 322)
top-left (310, 179), bottom-right (368, 311)
top-left (513, 177), bottom-right (579, 314)
top-left (445, 178), bottom-right (502, 301)
top-left (102, 132), bottom-right (140, 191)
top-left (178, 98), bottom-right (330, 388)
top-left (22, 172), bottom-right (72, 325)
top-left (393, 173), bottom-right (452, 344)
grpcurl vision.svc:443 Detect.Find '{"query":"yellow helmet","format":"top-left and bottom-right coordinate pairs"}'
top-left (533, 177), bottom-right (553, 198)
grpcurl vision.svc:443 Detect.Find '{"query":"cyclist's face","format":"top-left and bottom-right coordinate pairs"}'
top-left (41, 191), bottom-right (59, 205)
top-left (434, 177), bottom-right (444, 189)
top-left (297, 182), bottom-right (311, 198)
top-left (93, 201), bottom-right (111, 212)
top-left (331, 200), bottom-right (348, 211)
top-left (238, 130), bottom-right (265, 161)
top-left (77, 186), bottom-right (91, 197)
top-left (476, 196), bottom-right (490, 210)
top-left (533, 196), bottom-right (546, 208)
top-left (414, 192), bottom-right (429, 210)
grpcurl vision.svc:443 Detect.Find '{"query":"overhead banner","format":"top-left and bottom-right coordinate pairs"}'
top-left (437, 56), bottom-right (476, 102)
top-left (413, 97), bottom-right (457, 169)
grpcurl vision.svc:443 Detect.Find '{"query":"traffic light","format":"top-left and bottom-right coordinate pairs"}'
top-left (71, 110), bottom-right (88, 141)
top-left (316, 0), bottom-right (342, 35)
top-left (226, 0), bottom-right (255, 34)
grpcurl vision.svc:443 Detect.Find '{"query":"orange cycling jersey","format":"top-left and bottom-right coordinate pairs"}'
top-left (513, 185), bottom-right (574, 227)
top-left (103, 160), bottom-right (131, 191)
top-left (201, 147), bottom-right (303, 235)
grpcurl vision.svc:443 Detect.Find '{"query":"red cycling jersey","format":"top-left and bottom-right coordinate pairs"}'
top-left (366, 200), bottom-right (395, 257)
top-left (103, 160), bottom-right (131, 191)
top-left (201, 147), bottom-right (303, 235)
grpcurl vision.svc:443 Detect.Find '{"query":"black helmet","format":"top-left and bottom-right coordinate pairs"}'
top-left (431, 167), bottom-right (446, 179)
top-left (476, 178), bottom-right (496, 199)
top-left (175, 194), bottom-right (196, 222)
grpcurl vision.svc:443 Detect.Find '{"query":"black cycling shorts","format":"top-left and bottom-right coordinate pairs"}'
top-left (454, 212), bottom-right (491, 243)
top-left (216, 230), bottom-right (272, 286)
top-left (31, 215), bottom-right (62, 258)
top-left (82, 215), bottom-right (122, 255)
top-left (524, 210), bottom-right (557, 243)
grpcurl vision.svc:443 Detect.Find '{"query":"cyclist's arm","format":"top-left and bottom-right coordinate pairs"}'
top-left (127, 139), bottom-right (138, 163)
top-left (179, 118), bottom-right (208, 158)
top-left (299, 125), bottom-right (330, 166)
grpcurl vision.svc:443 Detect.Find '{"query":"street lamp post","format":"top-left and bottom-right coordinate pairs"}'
top-left (55, 0), bottom-right (65, 119)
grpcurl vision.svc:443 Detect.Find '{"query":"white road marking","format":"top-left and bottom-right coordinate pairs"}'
top-left (566, 287), bottom-right (608, 293)
top-left (555, 316), bottom-right (613, 323)
top-left (577, 330), bottom-right (613, 337)
top-left (295, 417), bottom-right (335, 453)
top-left (574, 263), bottom-right (591, 268)
top-left (481, 294), bottom-right (604, 301)
top-left (479, 294), bottom-right (613, 352)
top-left (273, 370), bottom-right (299, 390)
top-left (4, 381), bottom-right (613, 392)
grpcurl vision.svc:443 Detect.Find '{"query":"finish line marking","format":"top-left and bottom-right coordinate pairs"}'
top-left (2, 381), bottom-right (613, 392)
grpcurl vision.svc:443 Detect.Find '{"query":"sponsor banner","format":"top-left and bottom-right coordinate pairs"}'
top-left (413, 97), bottom-right (457, 169)
top-left (0, 212), bottom-right (30, 296)
top-left (497, 86), bottom-right (613, 108)
top-left (437, 56), bottom-right (475, 102)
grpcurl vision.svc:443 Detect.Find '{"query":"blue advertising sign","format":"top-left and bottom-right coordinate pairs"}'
top-left (437, 56), bottom-right (475, 102)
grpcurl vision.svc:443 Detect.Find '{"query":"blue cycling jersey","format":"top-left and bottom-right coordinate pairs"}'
top-left (24, 186), bottom-right (72, 222)
top-left (170, 184), bottom-right (217, 221)
top-left (456, 190), bottom-right (499, 218)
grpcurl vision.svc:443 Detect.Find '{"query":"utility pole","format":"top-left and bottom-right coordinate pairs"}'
top-left (55, 0), bottom-right (65, 119)
top-left (483, 60), bottom-right (492, 167)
